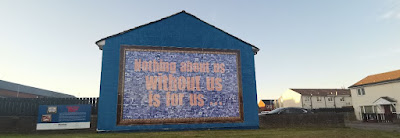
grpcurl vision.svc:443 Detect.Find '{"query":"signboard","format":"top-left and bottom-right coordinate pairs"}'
top-left (37, 104), bottom-right (91, 130)
top-left (117, 46), bottom-right (243, 125)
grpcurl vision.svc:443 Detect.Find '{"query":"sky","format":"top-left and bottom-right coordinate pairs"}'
top-left (0, 0), bottom-right (399, 101)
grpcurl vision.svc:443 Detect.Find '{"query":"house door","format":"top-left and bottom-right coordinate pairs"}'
top-left (383, 105), bottom-right (393, 122)
top-left (383, 105), bottom-right (391, 114)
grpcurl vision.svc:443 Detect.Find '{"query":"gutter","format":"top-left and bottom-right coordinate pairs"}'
top-left (348, 79), bottom-right (400, 89)
top-left (95, 39), bottom-right (259, 55)
top-left (96, 40), bottom-right (106, 50)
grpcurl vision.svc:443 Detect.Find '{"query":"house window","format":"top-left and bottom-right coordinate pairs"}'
top-left (364, 106), bottom-right (373, 113)
top-left (340, 97), bottom-right (345, 101)
top-left (304, 97), bottom-right (310, 101)
top-left (391, 105), bottom-right (396, 113)
top-left (327, 97), bottom-right (333, 101)
top-left (317, 97), bottom-right (322, 101)
top-left (357, 88), bottom-right (365, 95)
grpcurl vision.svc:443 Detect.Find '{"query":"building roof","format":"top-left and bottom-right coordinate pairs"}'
top-left (95, 10), bottom-right (259, 54)
top-left (373, 96), bottom-right (397, 105)
top-left (290, 89), bottom-right (351, 96)
top-left (380, 96), bottom-right (397, 103)
top-left (258, 99), bottom-right (275, 108)
top-left (0, 80), bottom-right (75, 98)
top-left (261, 99), bottom-right (275, 103)
top-left (261, 99), bottom-right (275, 104)
top-left (349, 69), bottom-right (400, 88)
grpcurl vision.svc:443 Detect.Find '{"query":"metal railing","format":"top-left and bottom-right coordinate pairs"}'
top-left (362, 113), bottom-right (398, 123)
top-left (0, 97), bottom-right (98, 116)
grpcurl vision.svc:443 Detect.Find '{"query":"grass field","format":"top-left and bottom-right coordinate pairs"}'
top-left (1, 127), bottom-right (400, 138)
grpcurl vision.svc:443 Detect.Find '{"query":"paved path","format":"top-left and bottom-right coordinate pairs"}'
top-left (346, 121), bottom-right (400, 132)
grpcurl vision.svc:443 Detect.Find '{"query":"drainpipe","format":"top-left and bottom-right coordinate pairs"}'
top-left (310, 94), bottom-right (313, 110)
top-left (372, 105), bottom-right (375, 113)
top-left (334, 91), bottom-right (337, 112)
top-left (363, 106), bottom-right (366, 113)
top-left (301, 96), bottom-right (304, 108)
top-left (17, 85), bottom-right (20, 98)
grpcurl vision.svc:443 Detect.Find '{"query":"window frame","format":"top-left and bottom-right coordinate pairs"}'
top-left (357, 88), bottom-right (365, 95)
top-left (304, 96), bottom-right (310, 101)
top-left (316, 97), bottom-right (322, 102)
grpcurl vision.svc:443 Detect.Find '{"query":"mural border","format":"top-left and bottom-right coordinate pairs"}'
top-left (116, 45), bottom-right (243, 126)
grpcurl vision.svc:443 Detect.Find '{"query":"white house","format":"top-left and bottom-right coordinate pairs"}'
top-left (349, 69), bottom-right (400, 121)
top-left (279, 89), bottom-right (352, 109)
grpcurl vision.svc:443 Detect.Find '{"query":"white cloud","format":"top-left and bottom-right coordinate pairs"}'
top-left (382, 11), bottom-right (395, 19)
top-left (377, 0), bottom-right (400, 20)
top-left (380, 0), bottom-right (400, 20)
top-left (380, 9), bottom-right (400, 20)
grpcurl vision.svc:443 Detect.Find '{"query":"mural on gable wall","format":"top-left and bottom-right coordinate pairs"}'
top-left (117, 46), bottom-right (243, 125)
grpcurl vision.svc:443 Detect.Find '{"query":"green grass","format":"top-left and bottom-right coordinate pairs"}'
top-left (1, 127), bottom-right (400, 138)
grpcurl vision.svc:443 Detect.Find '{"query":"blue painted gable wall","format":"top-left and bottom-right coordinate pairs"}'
top-left (98, 12), bottom-right (258, 131)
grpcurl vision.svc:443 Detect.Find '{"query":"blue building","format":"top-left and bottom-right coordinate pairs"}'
top-left (96, 11), bottom-right (259, 132)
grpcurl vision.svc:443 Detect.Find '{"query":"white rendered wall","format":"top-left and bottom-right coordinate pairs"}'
top-left (281, 89), bottom-right (302, 108)
top-left (350, 82), bottom-right (400, 120)
top-left (301, 95), bottom-right (352, 109)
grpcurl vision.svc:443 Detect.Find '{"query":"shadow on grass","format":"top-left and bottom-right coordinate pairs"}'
top-left (1, 127), bottom-right (400, 138)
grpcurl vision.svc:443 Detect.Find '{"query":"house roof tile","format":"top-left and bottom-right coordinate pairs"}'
top-left (349, 69), bottom-right (400, 88)
top-left (290, 89), bottom-right (351, 96)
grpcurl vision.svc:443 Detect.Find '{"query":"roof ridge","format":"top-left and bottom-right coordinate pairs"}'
top-left (95, 10), bottom-right (185, 46)
top-left (349, 69), bottom-right (400, 88)
top-left (290, 88), bottom-right (351, 96)
top-left (181, 11), bottom-right (259, 52)
top-left (95, 10), bottom-right (259, 53)
top-left (0, 79), bottom-right (75, 98)
top-left (367, 69), bottom-right (400, 77)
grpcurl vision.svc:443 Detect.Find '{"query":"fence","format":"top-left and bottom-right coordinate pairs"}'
top-left (259, 113), bottom-right (345, 128)
top-left (311, 107), bottom-right (354, 113)
top-left (362, 113), bottom-right (400, 123)
top-left (0, 98), bottom-right (98, 116)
